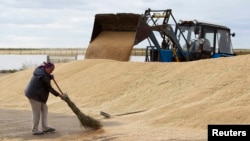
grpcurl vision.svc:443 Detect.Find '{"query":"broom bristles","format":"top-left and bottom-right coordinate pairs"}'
top-left (64, 95), bottom-right (102, 130)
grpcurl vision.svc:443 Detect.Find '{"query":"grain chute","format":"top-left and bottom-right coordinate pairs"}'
top-left (85, 13), bottom-right (151, 61)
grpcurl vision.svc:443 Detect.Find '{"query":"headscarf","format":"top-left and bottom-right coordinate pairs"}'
top-left (38, 62), bottom-right (55, 69)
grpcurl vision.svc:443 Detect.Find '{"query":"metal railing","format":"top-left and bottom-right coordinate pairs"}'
top-left (0, 48), bottom-right (249, 56)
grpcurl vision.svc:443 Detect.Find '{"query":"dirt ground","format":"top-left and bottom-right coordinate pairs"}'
top-left (0, 54), bottom-right (250, 141)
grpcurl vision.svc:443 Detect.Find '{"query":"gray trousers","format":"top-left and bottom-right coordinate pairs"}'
top-left (28, 98), bottom-right (49, 132)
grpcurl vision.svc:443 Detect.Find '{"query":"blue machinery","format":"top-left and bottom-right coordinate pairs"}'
top-left (89, 9), bottom-right (236, 62)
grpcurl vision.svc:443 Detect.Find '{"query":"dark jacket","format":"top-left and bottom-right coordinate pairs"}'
top-left (25, 66), bottom-right (60, 103)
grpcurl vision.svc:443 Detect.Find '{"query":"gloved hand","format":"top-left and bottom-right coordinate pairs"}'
top-left (50, 75), bottom-right (54, 80)
top-left (60, 93), bottom-right (68, 101)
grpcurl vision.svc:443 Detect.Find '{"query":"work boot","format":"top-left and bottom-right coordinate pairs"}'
top-left (43, 127), bottom-right (56, 133)
top-left (32, 130), bottom-right (43, 135)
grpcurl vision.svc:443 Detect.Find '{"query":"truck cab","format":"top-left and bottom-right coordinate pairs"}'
top-left (176, 20), bottom-right (235, 61)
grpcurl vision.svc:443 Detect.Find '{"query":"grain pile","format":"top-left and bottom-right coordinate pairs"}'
top-left (84, 31), bottom-right (136, 61)
top-left (0, 54), bottom-right (250, 140)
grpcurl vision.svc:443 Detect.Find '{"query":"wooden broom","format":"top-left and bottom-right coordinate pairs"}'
top-left (52, 78), bottom-right (102, 130)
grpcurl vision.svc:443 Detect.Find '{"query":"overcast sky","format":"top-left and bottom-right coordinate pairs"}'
top-left (0, 0), bottom-right (249, 49)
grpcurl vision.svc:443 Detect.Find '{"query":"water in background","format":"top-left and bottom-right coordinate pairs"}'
top-left (129, 56), bottom-right (145, 62)
top-left (0, 55), bottom-right (145, 70)
top-left (0, 55), bottom-right (48, 70)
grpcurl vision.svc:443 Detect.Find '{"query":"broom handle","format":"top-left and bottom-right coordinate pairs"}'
top-left (52, 78), bottom-right (64, 95)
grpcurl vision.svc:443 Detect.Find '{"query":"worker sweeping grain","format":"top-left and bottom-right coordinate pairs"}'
top-left (25, 62), bottom-right (67, 135)
top-left (25, 61), bottom-right (101, 136)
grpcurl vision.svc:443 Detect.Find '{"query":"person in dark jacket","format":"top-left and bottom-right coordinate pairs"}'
top-left (25, 62), bottom-right (66, 135)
